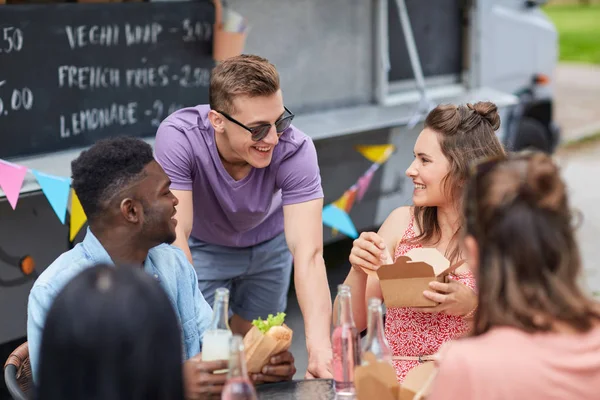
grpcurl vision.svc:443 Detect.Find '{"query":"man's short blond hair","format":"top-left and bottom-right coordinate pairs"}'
top-left (209, 54), bottom-right (280, 114)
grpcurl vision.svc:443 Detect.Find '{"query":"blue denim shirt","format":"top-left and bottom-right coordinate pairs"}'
top-left (27, 228), bottom-right (213, 381)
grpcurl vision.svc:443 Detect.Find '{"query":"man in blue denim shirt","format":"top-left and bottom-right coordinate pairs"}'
top-left (27, 137), bottom-right (296, 399)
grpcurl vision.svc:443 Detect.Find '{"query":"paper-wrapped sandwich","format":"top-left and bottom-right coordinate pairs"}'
top-left (242, 312), bottom-right (293, 374)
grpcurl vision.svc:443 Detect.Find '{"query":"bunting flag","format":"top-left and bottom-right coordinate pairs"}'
top-left (333, 187), bottom-right (358, 213)
top-left (355, 144), bottom-right (395, 164)
top-left (356, 168), bottom-right (376, 202)
top-left (1, 158), bottom-right (82, 230)
top-left (2, 143), bottom-right (396, 241)
top-left (343, 187), bottom-right (357, 213)
top-left (0, 160), bottom-right (28, 210)
top-left (326, 144), bottom-right (396, 237)
top-left (69, 189), bottom-right (88, 242)
top-left (331, 188), bottom-right (358, 236)
top-left (32, 170), bottom-right (71, 224)
top-left (322, 204), bottom-right (358, 239)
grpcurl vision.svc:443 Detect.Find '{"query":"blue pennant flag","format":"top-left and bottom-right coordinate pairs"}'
top-left (32, 170), bottom-right (71, 224)
top-left (322, 204), bottom-right (358, 239)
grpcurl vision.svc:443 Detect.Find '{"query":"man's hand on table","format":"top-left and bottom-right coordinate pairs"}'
top-left (304, 347), bottom-right (333, 379)
top-left (183, 354), bottom-right (227, 399)
top-left (251, 350), bottom-right (296, 385)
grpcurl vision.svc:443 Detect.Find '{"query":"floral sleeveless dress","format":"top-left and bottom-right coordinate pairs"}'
top-left (384, 215), bottom-right (476, 382)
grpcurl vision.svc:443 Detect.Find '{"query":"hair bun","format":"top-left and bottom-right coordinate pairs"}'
top-left (468, 102), bottom-right (500, 130)
top-left (523, 153), bottom-right (564, 211)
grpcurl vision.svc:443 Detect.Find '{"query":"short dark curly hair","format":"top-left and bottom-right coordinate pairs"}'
top-left (71, 137), bottom-right (155, 222)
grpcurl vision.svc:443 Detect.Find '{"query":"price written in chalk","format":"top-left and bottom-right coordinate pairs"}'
top-left (59, 100), bottom-right (184, 138)
top-left (178, 65), bottom-right (210, 88)
top-left (0, 81), bottom-right (34, 117)
top-left (147, 100), bottom-right (183, 127)
top-left (0, 27), bottom-right (24, 54)
top-left (181, 19), bottom-right (212, 42)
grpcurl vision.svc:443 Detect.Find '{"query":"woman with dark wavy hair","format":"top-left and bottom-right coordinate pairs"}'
top-left (340, 101), bottom-right (506, 382)
top-left (36, 265), bottom-right (185, 400)
top-left (429, 151), bottom-right (600, 400)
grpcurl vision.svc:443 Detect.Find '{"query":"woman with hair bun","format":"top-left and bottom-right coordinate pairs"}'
top-left (339, 101), bottom-right (506, 382)
top-left (428, 151), bottom-right (600, 400)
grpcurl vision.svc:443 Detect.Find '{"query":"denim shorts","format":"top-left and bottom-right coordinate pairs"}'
top-left (188, 232), bottom-right (293, 322)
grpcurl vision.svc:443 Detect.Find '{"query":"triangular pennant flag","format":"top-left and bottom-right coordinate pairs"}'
top-left (344, 187), bottom-right (358, 212)
top-left (356, 170), bottom-right (376, 202)
top-left (330, 188), bottom-right (359, 237)
top-left (333, 191), bottom-right (350, 212)
top-left (332, 195), bottom-right (346, 234)
top-left (333, 187), bottom-right (359, 214)
top-left (0, 160), bottom-right (27, 210)
top-left (69, 189), bottom-right (87, 242)
top-left (322, 204), bottom-right (358, 239)
top-left (355, 144), bottom-right (395, 164)
top-left (33, 170), bottom-right (71, 224)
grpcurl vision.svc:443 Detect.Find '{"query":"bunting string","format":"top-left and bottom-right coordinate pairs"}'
top-left (0, 159), bottom-right (87, 242)
top-left (1, 143), bottom-right (395, 243)
top-left (323, 144), bottom-right (396, 239)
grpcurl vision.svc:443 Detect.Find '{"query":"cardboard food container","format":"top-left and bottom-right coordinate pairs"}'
top-left (377, 248), bottom-right (464, 308)
top-left (355, 353), bottom-right (437, 400)
top-left (399, 361), bottom-right (437, 400)
top-left (355, 353), bottom-right (400, 400)
top-left (242, 315), bottom-right (293, 374)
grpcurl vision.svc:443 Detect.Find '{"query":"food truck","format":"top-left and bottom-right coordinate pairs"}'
top-left (0, 0), bottom-right (559, 373)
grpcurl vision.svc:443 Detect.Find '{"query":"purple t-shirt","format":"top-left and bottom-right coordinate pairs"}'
top-left (154, 105), bottom-right (324, 248)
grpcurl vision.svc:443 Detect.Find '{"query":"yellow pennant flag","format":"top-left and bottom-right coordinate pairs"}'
top-left (69, 189), bottom-right (88, 242)
top-left (333, 191), bottom-right (350, 212)
top-left (331, 193), bottom-right (348, 238)
top-left (355, 144), bottom-right (395, 164)
top-left (330, 188), bottom-right (359, 237)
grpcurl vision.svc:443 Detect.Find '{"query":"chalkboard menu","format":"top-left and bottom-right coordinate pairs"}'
top-left (0, 1), bottom-right (215, 159)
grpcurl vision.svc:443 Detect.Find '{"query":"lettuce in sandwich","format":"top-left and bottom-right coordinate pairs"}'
top-left (251, 312), bottom-right (291, 341)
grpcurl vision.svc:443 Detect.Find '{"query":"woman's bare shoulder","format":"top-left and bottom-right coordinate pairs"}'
top-left (380, 206), bottom-right (413, 231)
top-left (378, 206), bottom-right (414, 250)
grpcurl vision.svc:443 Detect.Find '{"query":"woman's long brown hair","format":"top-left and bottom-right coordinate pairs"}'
top-left (410, 102), bottom-right (506, 263)
top-left (465, 151), bottom-right (600, 335)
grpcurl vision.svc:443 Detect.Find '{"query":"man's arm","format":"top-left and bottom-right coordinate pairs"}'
top-left (27, 285), bottom-right (55, 382)
top-left (172, 189), bottom-right (195, 264)
top-left (283, 198), bottom-right (333, 379)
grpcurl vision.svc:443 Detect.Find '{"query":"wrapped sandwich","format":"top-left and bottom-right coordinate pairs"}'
top-left (243, 312), bottom-right (293, 373)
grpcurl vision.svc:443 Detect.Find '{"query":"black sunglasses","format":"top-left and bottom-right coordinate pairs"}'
top-left (217, 106), bottom-right (295, 142)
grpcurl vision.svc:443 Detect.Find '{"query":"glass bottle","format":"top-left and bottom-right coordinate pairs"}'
top-left (361, 297), bottom-right (392, 364)
top-left (331, 284), bottom-right (361, 396)
top-left (202, 288), bottom-right (232, 362)
top-left (221, 335), bottom-right (257, 400)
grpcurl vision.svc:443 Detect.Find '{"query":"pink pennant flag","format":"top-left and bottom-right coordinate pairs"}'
top-left (356, 170), bottom-right (375, 202)
top-left (0, 160), bottom-right (28, 210)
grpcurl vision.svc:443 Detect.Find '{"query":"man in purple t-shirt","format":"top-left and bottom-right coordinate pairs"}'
top-left (154, 55), bottom-right (332, 379)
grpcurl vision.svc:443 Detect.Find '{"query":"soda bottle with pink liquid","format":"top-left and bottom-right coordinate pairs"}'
top-left (221, 335), bottom-right (257, 400)
top-left (331, 284), bottom-right (361, 396)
